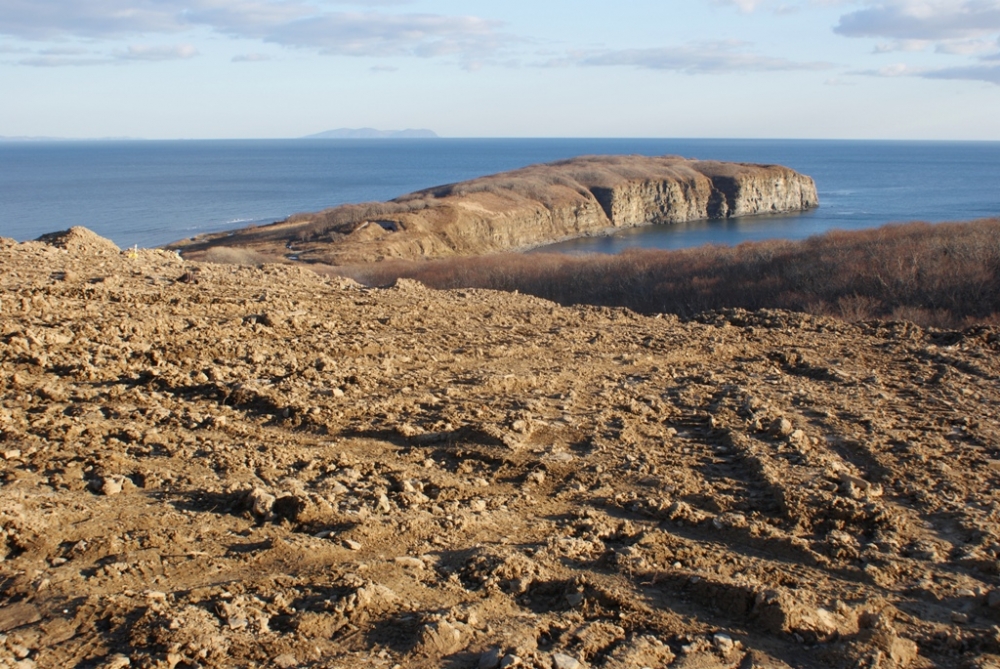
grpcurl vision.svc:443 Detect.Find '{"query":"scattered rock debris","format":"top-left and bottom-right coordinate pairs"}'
top-left (3, 229), bottom-right (1000, 668)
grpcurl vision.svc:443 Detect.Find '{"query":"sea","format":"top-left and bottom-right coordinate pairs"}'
top-left (2, 138), bottom-right (999, 253)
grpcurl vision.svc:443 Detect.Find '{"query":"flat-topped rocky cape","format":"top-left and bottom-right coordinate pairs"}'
top-left (168, 155), bottom-right (818, 265)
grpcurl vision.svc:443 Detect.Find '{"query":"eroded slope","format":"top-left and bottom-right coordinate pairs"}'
top-left (2, 229), bottom-right (1000, 669)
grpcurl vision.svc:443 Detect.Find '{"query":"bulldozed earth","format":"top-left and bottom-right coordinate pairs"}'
top-left (4, 227), bottom-right (1000, 669)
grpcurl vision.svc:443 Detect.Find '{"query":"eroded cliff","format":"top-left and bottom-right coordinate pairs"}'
top-left (169, 155), bottom-right (818, 264)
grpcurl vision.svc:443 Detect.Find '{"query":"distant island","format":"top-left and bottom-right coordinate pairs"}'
top-left (302, 128), bottom-right (438, 139)
top-left (168, 154), bottom-right (818, 265)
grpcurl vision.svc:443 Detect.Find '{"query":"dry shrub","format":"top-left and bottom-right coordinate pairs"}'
top-left (199, 246), bottom-right (271, 266)
top-left (328, 218), bottom-right (1000, 329)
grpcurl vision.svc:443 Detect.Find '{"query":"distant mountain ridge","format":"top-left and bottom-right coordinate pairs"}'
top-left (303, 128), bottom-right (438, 139)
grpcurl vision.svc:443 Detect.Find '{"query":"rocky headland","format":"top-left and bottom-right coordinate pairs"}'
top-left (3, 228), bottom-right (1000, 669)
top-left (168, 155), bottom-right (818, 265)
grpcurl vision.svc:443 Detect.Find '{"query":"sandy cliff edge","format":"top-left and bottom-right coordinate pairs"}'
top-left (167, 154), bottom-right (818, 265)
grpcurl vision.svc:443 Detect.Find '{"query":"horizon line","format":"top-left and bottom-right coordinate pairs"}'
top-left (4, 135), bottom-right (1000, 143)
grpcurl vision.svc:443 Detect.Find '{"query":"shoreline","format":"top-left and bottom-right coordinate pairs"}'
top-left (6, 139), bottom-right (999, 251)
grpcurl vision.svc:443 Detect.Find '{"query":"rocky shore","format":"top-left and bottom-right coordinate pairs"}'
top-left (168, 155), bottom-right (818, 265)
top-left (3, 228), bottom-right (1000, 669)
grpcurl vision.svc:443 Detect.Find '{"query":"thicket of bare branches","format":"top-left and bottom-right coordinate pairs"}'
top-left (330, 218), bottom-right (1000, 329)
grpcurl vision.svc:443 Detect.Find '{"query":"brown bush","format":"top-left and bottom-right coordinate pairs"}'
top-left (199, 246), bottom-right (272, 266)
top-left (328, 218), bottom-right (1000, 329)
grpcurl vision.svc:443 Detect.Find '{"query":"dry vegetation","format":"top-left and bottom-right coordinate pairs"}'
top-left (330, 218), bottom-right (1000, 329)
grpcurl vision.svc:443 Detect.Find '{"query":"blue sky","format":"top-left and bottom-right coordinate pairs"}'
top-left (2, 0), bottom-right (999, 139)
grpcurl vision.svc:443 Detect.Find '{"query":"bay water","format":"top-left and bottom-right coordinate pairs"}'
top-left (1, 138), bottom-right (998, 252)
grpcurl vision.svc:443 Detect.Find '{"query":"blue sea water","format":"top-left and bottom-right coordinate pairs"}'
top-left (1, 138), bottom-right (999, 252)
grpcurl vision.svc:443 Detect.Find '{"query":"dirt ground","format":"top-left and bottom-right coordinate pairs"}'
top-left (3, 227), bottom-right (1000, 669)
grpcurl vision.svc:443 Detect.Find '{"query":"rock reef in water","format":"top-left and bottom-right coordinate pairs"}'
top-left (169, 154), bottom-right (818, 264)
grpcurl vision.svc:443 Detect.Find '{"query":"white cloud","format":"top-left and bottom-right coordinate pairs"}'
top-left (858, 62), bottom-right (921, 76)
top-left (855, 58), bottom-right (1000, 84)
top-left (836, 2), bottom-right (1000, 84)
top-left (935, 36), bottom-right (1000, 54)
top-left (0, 0), bottom-right (198, 39)
top-left (709, 0), bottom-right (853, 14)
top-left (0, 0), bottom-right (514, 65)
top-left (922, 62), bottom-right (1000, 81)
top-left (11, 41), bottom-right (198, 66)
top-left (261, 12), bottom-right (509, 59)
top-left (835, 1), bottom-right (1000, 41)
top-left (231, 52), bottom-right (272, 62)
top-left (872, 38), bottom-right (929, 52)
top-left (712, 0), bottom-right (768, 12)
top-left (38, 46), bottom-right (95, 56)
top-left (578, 40), bottom-right (833, 74)
top-left (115, 43), bottom-right (198, 61)
top-left (17, 55), bottom-right (110, 66)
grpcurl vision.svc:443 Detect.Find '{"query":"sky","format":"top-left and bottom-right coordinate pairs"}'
top-left (1, 0), bottom-right (1000, 139)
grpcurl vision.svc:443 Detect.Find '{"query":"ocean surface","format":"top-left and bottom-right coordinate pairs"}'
top-left (2, 138), bottom-right (999, 252)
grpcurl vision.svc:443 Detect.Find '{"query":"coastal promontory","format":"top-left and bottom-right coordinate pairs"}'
top-left (168, 154), bottom-right (818, 265)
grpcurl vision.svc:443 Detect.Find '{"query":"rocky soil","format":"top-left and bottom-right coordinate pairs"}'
top-left (4, 228), bottom-right (1000, 669)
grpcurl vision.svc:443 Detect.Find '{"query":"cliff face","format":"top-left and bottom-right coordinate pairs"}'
top-left (169, 155), bottom-right (818, 264)
top-left (587, 164), bottom-right (817, 228)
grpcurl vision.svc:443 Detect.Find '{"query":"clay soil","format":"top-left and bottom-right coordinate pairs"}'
top-left (4, 228), bottom-right (1000, 669)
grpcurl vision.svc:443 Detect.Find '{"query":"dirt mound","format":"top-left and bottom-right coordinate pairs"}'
top-left (35, 226), bottom-right (121, 254)
top-left (3, 231), bottom-right (1000, 668)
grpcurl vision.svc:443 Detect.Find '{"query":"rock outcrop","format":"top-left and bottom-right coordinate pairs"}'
top-left (169, 155), bottom-right (818, 265)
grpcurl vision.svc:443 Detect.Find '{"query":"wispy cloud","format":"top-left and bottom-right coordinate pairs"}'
top-left (115, 44), bottom-right (198, 61)
top-left (260, 12), bottom-right (510, 59)
top-left (0, 0), bottom-right (515, 66)
top-left (855, 59), bottom-right (1000, 84)
top-left (12, 42), bottom-right (198, 66)
top-left (854, 62), bottom-right (921, 77)
top-left (872, 38), bottom-right (929, 53)
top-left (38, 46), bottom-right (95, 56)
top-left (835, 1), bottom-right (1000, 41)
top-left (709, 0), bottom-right (853, 14)
top-left (935, 36), bottom-right (1000, 54)
top-left (576, 40), bottom-right (833, 74)
top-left (922, 62), bottom-right (1000, 82)
top-left (712, 0), bottom-right (769, 12)
top-left (232, 52), bottom-right (273, 62)
top-left (17, 55), bottom-right (111, 67)
top-left (837, 2), bottom-right (1000, 84)
top-left (1, 0), bottom-right (199, 39)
